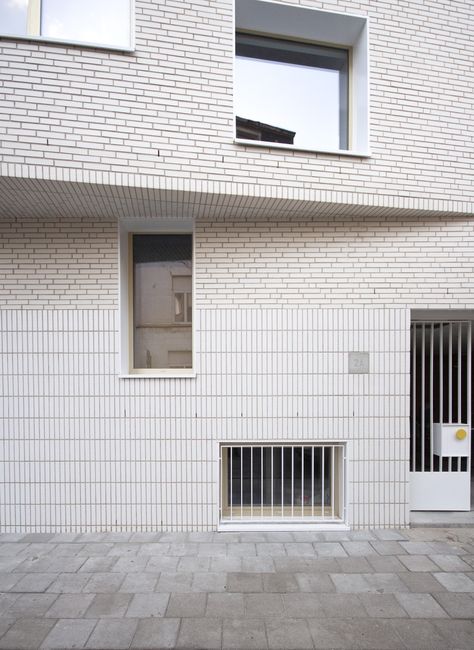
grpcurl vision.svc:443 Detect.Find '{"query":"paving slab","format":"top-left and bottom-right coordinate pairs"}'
top-left (205, 592), bottom-right (243, 617)
top-left (166, 592), bottom-right (206, 617)
top-left (118, 572), bottom-right (159, 593)
top-left (85, 594), bottom-right (132, 619)
top-left (223, 618), bottom-right (267, 650)
top-left (45, 594), bottom-right (95, 618)
top-left (266, 617), bottom-right (313, 649)
top-left (0, 618), bottom-right (56, 650)
top-left (130, 618), bottom-right (180, 649)
top-left (126, 593), bottom-right (169, 618)
top-left (176, 617), bottom-right (222, 649)
top-left (433, 592), bottom-right (474, 618)
top-left (85, 618), bottom-right (137, 649)
top-left (244, 593), bottom-right (284, 617)
top-left (433, 571), bottom-right (474, 592)
top-left (40, 619), bottom-right (96, 649)
top-left (395, 592), bottom-right (449, 618)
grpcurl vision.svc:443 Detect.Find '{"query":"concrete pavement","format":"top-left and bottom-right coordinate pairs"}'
top-left (0, 527), bottom-right (473, 649)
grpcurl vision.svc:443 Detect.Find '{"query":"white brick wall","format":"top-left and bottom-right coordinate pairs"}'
top-left (0, 0), bottom-right (473, 206)
top-left (1, 214), bottom-right (473, 309)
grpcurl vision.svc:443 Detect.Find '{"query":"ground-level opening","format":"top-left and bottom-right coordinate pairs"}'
top-left (219, 444), bottom-right (346, 529)
top-left (410, 312), bottom-right (474, 519)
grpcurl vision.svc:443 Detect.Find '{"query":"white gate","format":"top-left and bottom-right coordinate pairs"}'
top-left (410, 321), bottom-right (472, 511)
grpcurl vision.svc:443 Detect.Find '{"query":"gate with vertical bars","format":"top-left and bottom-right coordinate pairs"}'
top-left (410, 320), bottom-right (472, 511)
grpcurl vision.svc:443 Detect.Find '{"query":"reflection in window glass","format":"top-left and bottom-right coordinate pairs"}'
top-left (133, 234), bottom-right (192, 370)
top-left (42, 0), bottom-right (131, 48)
top-left (0, 0), bottom-right (28, 36)
top-left (235, 34), bottom-right (348, 151)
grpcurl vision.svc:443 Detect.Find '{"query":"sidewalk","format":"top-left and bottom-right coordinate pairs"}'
top-left (0, 527), bottom-right (473, 649)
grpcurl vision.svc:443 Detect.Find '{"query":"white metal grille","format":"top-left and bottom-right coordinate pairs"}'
top-left (220, 444), bottom-right (344, 522)
top-left (410, 321), bottom-right (472, 473)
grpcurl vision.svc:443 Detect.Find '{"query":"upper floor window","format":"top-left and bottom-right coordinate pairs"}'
top-left (235, 0), bottom-right (369, 156)
top-left (0, 0), bottom-right (133, 50)
top-left (235, 33), bottom-right (348, 151)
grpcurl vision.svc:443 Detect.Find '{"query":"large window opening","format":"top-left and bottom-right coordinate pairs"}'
top-left (220, 444), bottom-right (345, 523)
top-left (235, 33), bottom-right (348, 151)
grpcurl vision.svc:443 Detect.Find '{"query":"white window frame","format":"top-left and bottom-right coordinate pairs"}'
top-left (234, 0), bottom-right (370, 156)
top-left (119, 219), bottom-right (195, 378)
top-left (218, 441), bottom-right (349, 531)
top-left (0, 0), bottom-right (135, 52)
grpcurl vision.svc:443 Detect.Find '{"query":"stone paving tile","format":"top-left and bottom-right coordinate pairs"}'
top-left (399, 571), bottom-right (448, 593)
top-left (342, 541), bottom-right (378, 556)
top-left (348, 531), bottom-right (377, 541)
top-left (107, 544), bottom-right (139, 557)
top-left (158, 533), bottom-right (188, 544)
top-left (399, 554), bottom-right (440, 572)
top-left (284, 542), bottom-right (315, 556)
top-left (335, 556), bottom-right (372, 573)
top-left (167, 543), bottom-right (199, 557)
top-left (256, 543), bottom-right (287, 556)
top-left (388, 619), bottom-right (447, 649)
top-left (432, 619), bottom-right (474, 650)
top-left (244, 593), bottom-right (284, 617)
top-left (130, 618), bottom-right (180, 649)
top-left (372, 529), bottom-right (407, 541)
top-left (137, 543), bottom-right (170, 557)
top-left (187, 532), bottom-right (215, 542)
top-left (242, 556), bottom-right (275, 573)
top-left (85, 618), bottom-right (137, 649)
top-left (128, 532), bottom-right (161, 543)
top-left (227, 542), bottom-right (256, 557)
top-left (294, 572), bottom-right (335, 593)
top-left (359, 593), bottom-right (408, 618)
top-left (0, 543), bottom-right (30, 557)
top-left (176, 556), bottom-right (210, 572)
top-left (430, 553), bottom-right (472, 571)
top-left (205, 592), bottom-right (244, 617)
top-left (51, 544), bottom-right (84, 557)
top-left (363, 572), bottom-right (408, 594)
top-left (0, 534), bottom-right (26, 542)
top-left (47, 573), bottom-right (91, 594)
top-left (322, 532), bottom-right (351, 542)
top-left (330, 573), bottom-right (373, 593)
top-left (400, 541), bottom-right (433, 555)
top-left (78, 544), bottom-right (115, 557)
top-left (0, 594), bottom-right (20, 616)
top-left (197, 542), bottom-right (227, 557)
top-left (239, 532), bottom-right (268, 543)
top-left (209, 556), bottom-right (242, 572)
top-left (192, 571), bottom-right (228, 593)
top-left (21, 534), bottom-right (55, 543)
top-left (265, 532), bottom-right (294, 542)
top-left (99, 533), bottom-right (133, 543)
top-left (145, 556), bottom-right (179, 572)
top-left (119, 572), bottom-right (159, 593)
top-left (85, 594), bottom-right (132, 619)
top-left (318, 593), bottom-right (367, 618)
top-left (428, 540), bottom-right (466, 555)
top-left (433, 592), bottom-right (474, 618)
top-left (126, 593), bottom-right (169, 618)
top-left (262, 572), bottom-right (298, 593)
top-left (16, 557), bottom-right (86, 574)
top-left (176, 617), bottom-right (222, 649)
top-left (11, 573), bottom-right (57, 593)
top-left (223, 618), bottom-right (268, 649)
top-left (367, 555), bottom-right (407, 573)
top-left (5, 593), bottom-right (58, 617)
top-left (314, 542), bottom-right (347, 557)
top-left (48, 534), bottom-right (79, 544)
top-left (17, 544), bottom-right (55, 558)
top-left (282, 592), bottom-right (325, 617)
top-left (83, 573), bottom-right (124, 594)
top-left (156, 572), bottom-right (193, 593)
top-left (0, 557), bottom-right (24, 573)
top-left (113, 556), bottom-right (149, 574)
top-left (433, 571), bottom-right (474, 592)
top-left (0, 619), bottom-right (15, 639)
top-left (311, 618), bottom-right (405, 649)
top-left (45, 593), bottom-right (95, 618)
top-left (395, 592), bottom-right (449, 618)
top-left (227, 572), bottom-right (263, 593)
top-left (0, 573), bottom-right (22, 591)
top-left (0, 618), bottom-right (56, 650)
top-left (166, 592), bottom-right (206, 617)
top-left (79, 558), bottom-right (118, 573)
top-left (40, 619), bottom-right (96, 649)
top-left (265, 617), bottom-right (313, 649)
top-left (370, 541), bottom-right (407, 555)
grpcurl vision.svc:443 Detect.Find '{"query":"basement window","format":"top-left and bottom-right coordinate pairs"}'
top-left (0, 0), bottom-right (133, 51)
top-left (220, 444), bottom-right (345, 524)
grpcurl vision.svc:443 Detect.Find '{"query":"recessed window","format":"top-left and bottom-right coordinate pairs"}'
top-left (235, 0), bottom-right (369, 155)
top-left (0, 0), bottom-right (133, 50)
top-left (129, 233), bottom-right (193, 372)
top-left (220, 444), bottom-right (345, 523)
top-left (235, 33), bottom-right (348, 151)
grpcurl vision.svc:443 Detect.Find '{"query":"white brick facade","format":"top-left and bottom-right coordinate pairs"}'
top-left (0, 0), bottom-right (473, 531)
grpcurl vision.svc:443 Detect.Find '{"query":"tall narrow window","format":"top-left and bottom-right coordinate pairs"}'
top-left (132, 233), bottom-right (193, 371)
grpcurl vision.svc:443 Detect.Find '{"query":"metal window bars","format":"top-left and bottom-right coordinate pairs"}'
top-left (220, 444), bottom-right (344, 521)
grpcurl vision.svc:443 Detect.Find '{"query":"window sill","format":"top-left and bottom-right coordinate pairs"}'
top-left (0, 33), bottom-right (134, 53)
top-left (234, 138), bottom-right (370, 158)
top-left (119, 371), bottom-right (196, 379)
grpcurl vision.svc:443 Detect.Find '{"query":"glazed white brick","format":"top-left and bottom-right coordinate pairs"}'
top-left (0, 0), bottom-right (472, 206)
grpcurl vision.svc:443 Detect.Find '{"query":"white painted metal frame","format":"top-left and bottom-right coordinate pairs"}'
top-left (219, 442), bottom-right (348, 530)
top-left (410, 320), bottom-right (472, 511)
